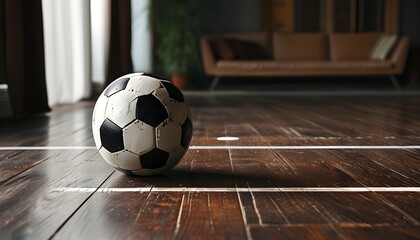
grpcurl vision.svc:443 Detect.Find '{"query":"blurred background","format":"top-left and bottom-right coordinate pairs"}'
top-left (0, 0), bottom-right (419, 119)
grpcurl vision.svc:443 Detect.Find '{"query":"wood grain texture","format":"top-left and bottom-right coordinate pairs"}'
top-left (0, 150), bottom-right (114, 239)
top-left (0, 94), bottom-right (419, 239)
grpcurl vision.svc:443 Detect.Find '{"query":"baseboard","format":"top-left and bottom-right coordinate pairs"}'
top-left (0, 84), bottom-right (13, 119)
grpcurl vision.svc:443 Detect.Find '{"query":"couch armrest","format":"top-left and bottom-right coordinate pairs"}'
top-left (390, 36), bottom-right (410, 74)
top-left (200, 36), bottom-right (217, 75)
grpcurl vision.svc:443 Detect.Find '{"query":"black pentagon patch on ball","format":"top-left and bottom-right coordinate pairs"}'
top-left (161, 81), bottom-right (184, 102)
top-left (104, 77), bottom-right (130, 97)
top-left (141, 72), bottom-right (168, 81)
top-left (140, 148), bottom-right (169, 169)
top-left (181, 118), bottom-right (193, 148)
top-left (136, 95), bottom-right (168, 127)
top-left (100, 118), bottom-right (124, 153)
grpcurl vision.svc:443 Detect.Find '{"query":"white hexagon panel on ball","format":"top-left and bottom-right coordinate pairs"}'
top-left (111, 150), bottom-right (141, 170)
top-left (122, 120), bottom-right (155, 155)
top-left (166, 101), bottom-right (188, 125)
top-left (155, 120), bottom-right (181, 153)
top-left (153, 87), bottom-right (172, 105)
top-left (92, 95), bottom-right (108, 148)
top-left (125, 75), bottom-right (162, 96)
top-left (105, 90), bottom-right (138, 128)
top-left (99, 147), bottom-right (119, 168)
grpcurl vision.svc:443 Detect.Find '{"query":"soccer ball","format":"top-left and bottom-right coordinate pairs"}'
top-left (92, 73), bottom-right (193, 176)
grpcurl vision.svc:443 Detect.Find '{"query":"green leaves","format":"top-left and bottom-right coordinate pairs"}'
top-left (153, 0), bottom-right (201, 76)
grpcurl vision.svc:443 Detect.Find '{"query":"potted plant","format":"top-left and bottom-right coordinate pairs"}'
top-left (152, 0), bottom-right (201, 89)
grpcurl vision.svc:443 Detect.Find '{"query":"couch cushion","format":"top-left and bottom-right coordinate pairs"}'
top-left (210, 38), bottom-right (269, 60)
top-left (210, 38), bottom-right (235, 60)
top-left (330, 33), bottom-right (382, 60)
top-left (208, 32), bottom-right (272, 60)
top-left (224, 32), bottom-right (271, 57)
top-left (226, 38), bottom-right (269, 60)
top-left (370, 35), bottom-right (398, 60)
top-left (209, 32), bottom-right (271, 60)
top-left (273, 33), bottom-right (328, 61)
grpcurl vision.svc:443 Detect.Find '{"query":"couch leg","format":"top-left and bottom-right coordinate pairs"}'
top-left (209, 76), bottom-right (220, 91)
top-left (389, 75), bottom-right (401, 91)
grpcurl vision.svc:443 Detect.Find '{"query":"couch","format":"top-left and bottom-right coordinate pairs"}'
top-left (200, 32), bottom-right (410, 90)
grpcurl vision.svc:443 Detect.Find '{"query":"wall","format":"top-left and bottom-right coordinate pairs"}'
top-left (400, 0), bottom-right (420, 82)
top-left (400, 0), bottom-right (420, 47)
top-left (194, 0), bottom-right (261, 34)
top-left (0, 88), bottom-right (12, 119)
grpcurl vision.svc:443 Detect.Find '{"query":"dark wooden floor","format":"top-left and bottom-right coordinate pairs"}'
top-left (0, 93), bottom-right (419, 239)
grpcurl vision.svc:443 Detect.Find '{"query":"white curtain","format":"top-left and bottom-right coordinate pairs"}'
top-left (42, 0), bottom-right (153, 106)
top-left (131, 0), bottom-right (152, 73)
top-left (42, 0), bottom-right (91, 106)
top-left (90, 0), bottom-right (153, 85)
top-left (91, 0), bottom-right (111, 85)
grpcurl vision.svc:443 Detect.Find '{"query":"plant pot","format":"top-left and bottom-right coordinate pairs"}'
top-left (171, 74), bottom-right (189, 90)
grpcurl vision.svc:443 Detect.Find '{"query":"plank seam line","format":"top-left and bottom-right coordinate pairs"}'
top-left (48, 171), bottom-right (115, 239)
top-left (1, 145), bottom-right (420, 150)
top-left (52, 187), bottom-right (420, 193)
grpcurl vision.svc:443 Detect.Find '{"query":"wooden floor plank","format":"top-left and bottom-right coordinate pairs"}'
top-left (129, 192), bottom-right (183, 239)
top-left (0, 150), bottom-right (82, 184)
top-left (377, 192), bottom-right (420, 221)
top-left (250, 224), bottom-right (420, 240)
top-left (304, 192), bottom-right (417, 224)
top-left (370, 150), bottom-right (420, 182)
top-left (0, 102), bottom-right (94, 147)
top-left (174, 192), bottom-right (248, 240)
top-left (174, 192), bottom-right (213, 239)
top-left (0, 150), bottom-right (113, 239)
top-left (224, 120), bottom-right (418, 187)
top-left (339, 224), bottom-right (420, 240)
top-left (250, 224), bottom-right (343, 240)
top-left (327, 149), bottom-right (420, 187)
top-left (242, 191), bottom-right (418, 226)
top-left (206, 192), bottom-right (248, 239)
top-left (52, 171), bottom-right (153, 239)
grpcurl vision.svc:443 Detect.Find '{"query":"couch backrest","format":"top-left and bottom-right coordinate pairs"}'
top-left (204, 32), bottom-right (399, 62)
top-left (272, 33), bottom-right (328, 61)
top-left (207, 32), bottom-right (272, 59)
top-left (330, 33), bottom-right (382, 60)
